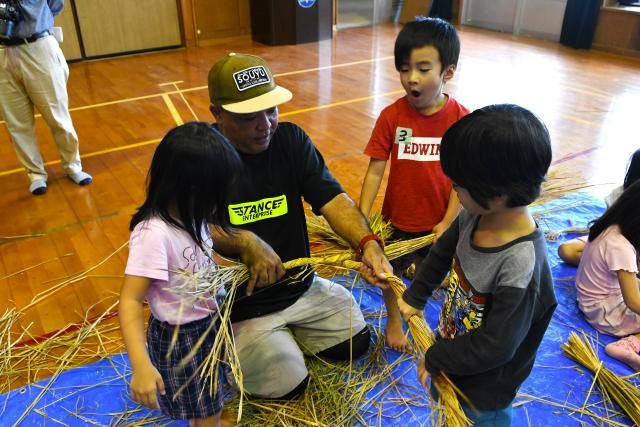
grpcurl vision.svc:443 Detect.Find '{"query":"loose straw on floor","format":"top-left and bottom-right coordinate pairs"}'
top-left (224, 327), bottom-right (430, 426)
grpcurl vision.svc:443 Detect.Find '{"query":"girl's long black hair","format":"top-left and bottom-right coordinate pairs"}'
top-left (623, 148), bottom-right (640, 190)
top-left (588, 179), bottom-right (640, 252)
top-left (130, 122), bottom-right (241, 251)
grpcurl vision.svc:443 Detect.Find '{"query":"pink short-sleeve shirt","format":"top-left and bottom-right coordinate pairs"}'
top-left (125, 217), bottom-right (218, 325)
top-left (576, 225), bottom-right (638, 307)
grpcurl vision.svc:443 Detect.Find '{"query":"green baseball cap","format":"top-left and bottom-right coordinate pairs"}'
top-left (208, 53), bottom-right (293, 114)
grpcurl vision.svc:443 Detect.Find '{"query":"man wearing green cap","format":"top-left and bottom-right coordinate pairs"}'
top-left (208, 52), bottom-right (392, 399)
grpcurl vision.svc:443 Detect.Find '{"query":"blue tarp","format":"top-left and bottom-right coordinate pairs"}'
top-left (2, 193), bottom-right (637, 426)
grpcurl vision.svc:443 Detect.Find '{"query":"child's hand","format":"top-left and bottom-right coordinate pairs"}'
top-left (397, 297), bottom-right (423, 322)
top-left (432, 221), bottom-right (447, 240)
top-left (418, 358), bottom-right (430, 387)
top-left (130, 364), bottom-right (165, 409)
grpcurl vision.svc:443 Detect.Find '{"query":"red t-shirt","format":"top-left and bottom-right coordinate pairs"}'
top-left (364, 96), bottom-right (469, 232)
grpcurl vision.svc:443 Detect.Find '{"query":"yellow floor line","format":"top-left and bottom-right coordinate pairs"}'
top-left (158, 80), bottom-right (184, 87)
top-left (558, 113), bottom-right (600, 128)
top-left (170, 82), bottom-right (199, 121)
top-left (161, 94), bottom-right (184, 125)
top-left (0, 54), bottom-right (612, 126)
top-left (0, 88), bottom-right (598, 178)
top-left (0, 89), bottom-right (406, 178)
top-left (0, 138), bottom-right (161, 177)
top-left (274, 56), bottom-right (394, 77)
top-left (280, 89), bottom-right (405, 117)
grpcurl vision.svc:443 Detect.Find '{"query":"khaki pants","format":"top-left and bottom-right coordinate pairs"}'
top-left (230, 276), bottom-right (367, 398)
top-left (0, 35), bottom-right (82, 182)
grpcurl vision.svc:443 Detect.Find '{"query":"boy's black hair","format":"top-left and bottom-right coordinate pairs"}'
top-left (130, 122), bottom-right (242, 251)
top-left (588, 180), bottom-right (640, 251)
top-left (394, 17), bottom-right (460, 72)
top-left (440, 104), bottom-right (552, 209)
top-left (623, 148), bottom-right (640, 190)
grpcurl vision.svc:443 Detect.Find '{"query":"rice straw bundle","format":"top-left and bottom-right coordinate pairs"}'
top-left (562, 331), bottom-right (640, 425)
top-left (384, 274), bottom-right (471, 427)
top-left (384, 234), bottom-right (435, 261)
top-left (174, 256), bottom-right (321, 302)
top-left (535, 168), bottom-right (600, 207)
top-left (307, 213), bottom-right (395, 257)
top-left (307, 212), bottom-right (436, 277)
top-left (149, 262), bottom-right (248, 422)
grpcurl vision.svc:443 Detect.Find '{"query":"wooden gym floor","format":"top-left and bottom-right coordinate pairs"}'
top-left (1, 23), bottom-right (639, 355)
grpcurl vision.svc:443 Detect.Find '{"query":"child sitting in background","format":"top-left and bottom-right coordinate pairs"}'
top-left (575, 181), bottom-right (640, 371)
top-left (397, 104), bottom-right (557, 426)
top-left (558, 148), bottom-right (640, 266)
top-left (359, 17), bottom-right (468, 352)
top-left (119, 122), bottom-right (241, 426)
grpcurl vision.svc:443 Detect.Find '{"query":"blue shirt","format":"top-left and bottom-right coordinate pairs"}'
top-left (12, 0), bottom-right (63, 38)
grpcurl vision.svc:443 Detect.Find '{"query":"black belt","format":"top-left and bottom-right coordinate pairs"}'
top-left (0, 30), bottom-right (50, 47)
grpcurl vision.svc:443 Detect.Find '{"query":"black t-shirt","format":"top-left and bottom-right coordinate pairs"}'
top-left (222, 122), bottom-right (344, 322)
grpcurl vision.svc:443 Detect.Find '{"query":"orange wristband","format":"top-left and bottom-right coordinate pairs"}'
top-left (356, 234), bottom-right (384, 260)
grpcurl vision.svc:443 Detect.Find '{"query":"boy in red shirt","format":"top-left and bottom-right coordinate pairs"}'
top-left (360, 17), bottom-right (469, 352)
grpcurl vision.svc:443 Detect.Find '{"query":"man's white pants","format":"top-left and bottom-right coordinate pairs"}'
top-left (230, 276), bottom-right (368, 398)
top-left (0, 35), bottom-right (82, 182)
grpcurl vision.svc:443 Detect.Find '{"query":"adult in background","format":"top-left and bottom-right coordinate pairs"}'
top-left (0, 0), bottom-right (92, 195)
top-left (208, 53), bottom-right (392, 399)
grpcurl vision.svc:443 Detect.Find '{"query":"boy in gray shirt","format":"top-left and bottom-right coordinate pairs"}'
top-left (398, 104), bottom-right (557, 426)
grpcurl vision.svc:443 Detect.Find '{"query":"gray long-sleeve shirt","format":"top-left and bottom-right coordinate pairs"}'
top-left (11, 0), bottom-right (63, 38)
top-left (403, 209), bottom-right (557, 410)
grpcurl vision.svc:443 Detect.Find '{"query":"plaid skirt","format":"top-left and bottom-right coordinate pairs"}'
top-left (147, 315), bottom-right (224, 420)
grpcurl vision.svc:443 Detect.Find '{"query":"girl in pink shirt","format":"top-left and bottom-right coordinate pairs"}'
top-left (559, 148), bottom-right (640, 266)
top-left (575, 181), bottom-right (640, 371)
top-left (119, 122), bottom-right (241, 426)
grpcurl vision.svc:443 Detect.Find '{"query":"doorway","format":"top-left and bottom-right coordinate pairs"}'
top-left (337, 0), bottom-right (394, 29)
